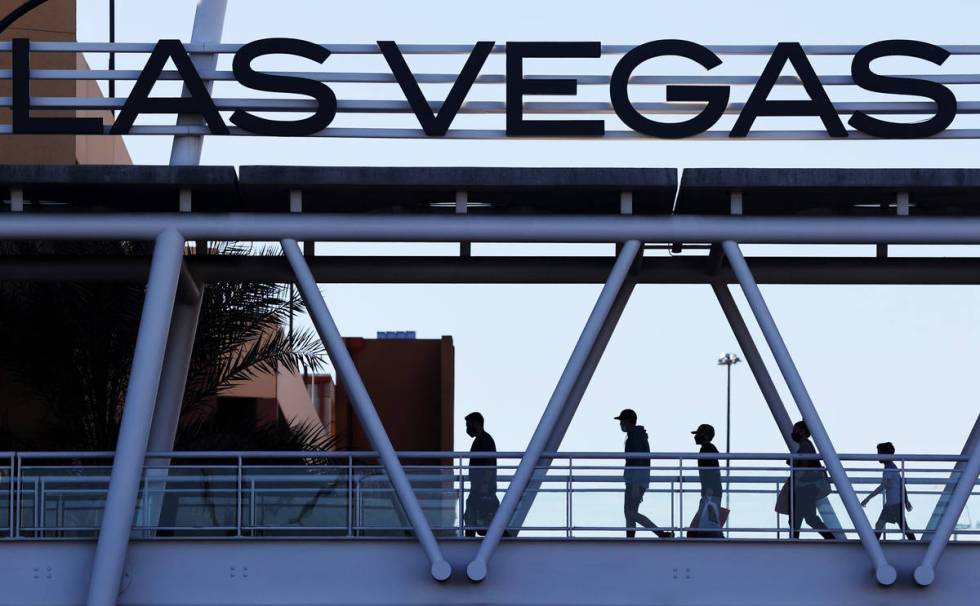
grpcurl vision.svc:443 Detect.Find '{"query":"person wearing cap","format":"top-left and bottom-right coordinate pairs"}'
top-left (615, 409), bottom-right (673, 538)
top-left (692, 424), bottom-right (724, 538)
top-left (861, 441), bottom-right (915, 541)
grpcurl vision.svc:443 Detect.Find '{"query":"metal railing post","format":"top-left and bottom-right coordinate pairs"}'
top-left (722, 241), bottom-right (896, 586)
top-left (566, 457), bottom-right (573, 538)
top-left (7, 455), bottom-right (14, 538)
top-left (467, 241), bottom-right (642, 581)
top-left (86, 229), bottom-right (185, 606)
top-left (282, 240), bottom-right (451, 581)
top-left (236, 456), bottom-right (242, 538)
top-left (915, 434), bottom-right (980, 586)
top-left (678, 456), bottom-right (684, 536)
top-left (348, 456), bottom-right (354, 538)
top-left (457, 456), bottom-right (465, 537)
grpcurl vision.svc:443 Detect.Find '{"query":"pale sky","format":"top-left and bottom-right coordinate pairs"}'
top-left (72, 0), bottom-right (980, 465)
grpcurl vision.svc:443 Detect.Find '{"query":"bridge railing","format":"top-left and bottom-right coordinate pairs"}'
top-left (0, 451), bottom-right (975, 541)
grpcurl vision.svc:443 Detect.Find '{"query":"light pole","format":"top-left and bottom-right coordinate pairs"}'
top-left (718, 352), bottom-right (741, 516)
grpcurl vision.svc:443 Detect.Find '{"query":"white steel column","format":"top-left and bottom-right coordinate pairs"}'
top-left (86, 230), bottom-right (186, 606)
top-left (467, 240), bottom-right (642, 582)
top-left (924, 414), bottom-right (980, 539)
top-left (721, 240), bottom-right (897, 586)
top-left (147, 268), bottom-right (202, 455)
top-left (281, 239), bottom-right (451, 581)
top-left (144, 271), bottom-right (204, 530)
top-left (914, 427), bottom-right (980, 586)
top-left (712, 282), bottom-right (793, 447)
top-left (170, 0), bottom-right (228, 165)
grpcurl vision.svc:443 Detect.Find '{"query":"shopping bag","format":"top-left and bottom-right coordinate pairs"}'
top-left (688, 497), bottom-right (729, 538)
top-left (775, 480), bottom-right (791, 515)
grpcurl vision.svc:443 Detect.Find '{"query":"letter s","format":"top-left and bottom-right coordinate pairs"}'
top-left (231, 38), bottom-right (338, 137)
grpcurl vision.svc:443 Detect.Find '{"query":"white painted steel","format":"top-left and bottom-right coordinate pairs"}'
top-left (4, 214), bottom-right (980, 244)
top-left (85, 230), bottom-right (186, 606)
top-left (281, 239), bottom-right (452, 581)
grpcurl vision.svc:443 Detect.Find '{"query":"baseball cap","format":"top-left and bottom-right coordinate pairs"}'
top-left (691, 423), bottom-right (715, 439)
top-left (614, 409), bottom-right (637, 423)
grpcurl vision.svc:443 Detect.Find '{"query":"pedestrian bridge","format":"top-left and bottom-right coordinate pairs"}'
top-left (0, 450), bottom-right (976, 605)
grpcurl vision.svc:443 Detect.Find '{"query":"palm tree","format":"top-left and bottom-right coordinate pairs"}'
top-left (0, 241), bottom-right (330, 452)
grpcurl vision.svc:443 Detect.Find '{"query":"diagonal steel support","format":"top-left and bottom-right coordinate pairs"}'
top-left (924, 413), bottom-right (980, 540)
top-left (712, 282), bottom-right (794, 447)
top-left (467, 241), bottom-right (642, 582)
top-left (712, 281), bottom-right (846, 536)
top-left (721, 240), bottom-right (897, 586)
top-left (914, 420), bottom-right (980, 586)
top-left (169, 0), bottom-right (227, 166)
top-left (509, 277), bottom-right (637, 535)
top-left (281, 239), bottom-right (451, 581)
top-left (86, 229), bottom-right (186, 606)
top-left (145, 266), bottom-right (205, 531)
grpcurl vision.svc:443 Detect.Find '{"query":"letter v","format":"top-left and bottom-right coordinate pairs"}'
top-left (379, 41), bottom-right (494, 136)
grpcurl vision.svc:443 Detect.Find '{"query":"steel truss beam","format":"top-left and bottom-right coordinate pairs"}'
top-left (85, 230), bottom-right (186, 606)
top-left (7, 214), bottom-right (980, 243)
top-left (721, 240), bottom-right (897, 586)
top-left (281, 239), bottom-right (452, 581)
top-left (467, 241), bottom-right (642, 582)
top-left (509, 275), bottom-right (638, 535)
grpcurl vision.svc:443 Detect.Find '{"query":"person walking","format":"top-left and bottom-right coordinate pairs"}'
top-left (861, 442), bottom-right (916, 541)
top-left (692, 423), bottom-right (724, 538)
top-left (463, 412), bottom-right (500, 537)
top-left (788, 420), bottom-right (835, 540)
top-left (615, 409), bottom-right (673, 538)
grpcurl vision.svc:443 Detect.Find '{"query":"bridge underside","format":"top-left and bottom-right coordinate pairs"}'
top-left (2, 539), bottom-right (976, 606)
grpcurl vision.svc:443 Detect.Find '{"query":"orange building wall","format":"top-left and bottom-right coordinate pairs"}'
top-left (0, 0), bottom-right (130, 165)
top-left (334, 337), bottom-right (454, 453)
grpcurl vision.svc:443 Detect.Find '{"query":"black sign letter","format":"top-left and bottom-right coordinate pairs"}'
top-left (12, 38), bottom-right (102, 134)
top-left (111, 39), bottom-right (228, 135)
top-left (731, 42), bottom-right (846, 138)
top-left (506, 42), bottom-right (604, 137)
top-left (380, 40), bottom-right (493, 136)
top-left (849, 40), bottom-right (956, 139)
top-left (231, 38), bottom-right (338, 137)
top-left (611, 40), bottom-right (728, 138)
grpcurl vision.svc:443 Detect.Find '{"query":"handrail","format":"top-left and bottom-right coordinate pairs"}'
top-left (10, 450), bottom-right (971, 462)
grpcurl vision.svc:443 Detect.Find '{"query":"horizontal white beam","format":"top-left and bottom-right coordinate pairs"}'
top-left (3, 214), bottom-right (980, 244)
top-left (5, 96), bottom-right (980, 116)
top-left (4, 70), bottom-right (980, 86)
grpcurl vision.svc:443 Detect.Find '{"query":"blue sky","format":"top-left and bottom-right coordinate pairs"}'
top-left (72, 0), bottom-right (980, 460)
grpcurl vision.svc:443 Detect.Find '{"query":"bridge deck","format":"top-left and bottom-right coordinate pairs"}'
top-left (1, 538), bottom-right (976, 606)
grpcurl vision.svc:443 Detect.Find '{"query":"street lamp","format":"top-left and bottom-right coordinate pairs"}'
top-left (717, 353), bottom-right (742, 456)
top-left (718, 352), bottom-right (741, 518)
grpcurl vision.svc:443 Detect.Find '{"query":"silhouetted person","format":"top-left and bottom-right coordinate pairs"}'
top-left (861, 442), bottom-right (915, 541)
top-left (788, 421), bottom-right (835, 539)
top-left (464, 412), bottom-right (500, 537)
top-left (616, 409), bottom-right (673, 538)
top-left (692, 423), bottom-right (724, 538)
